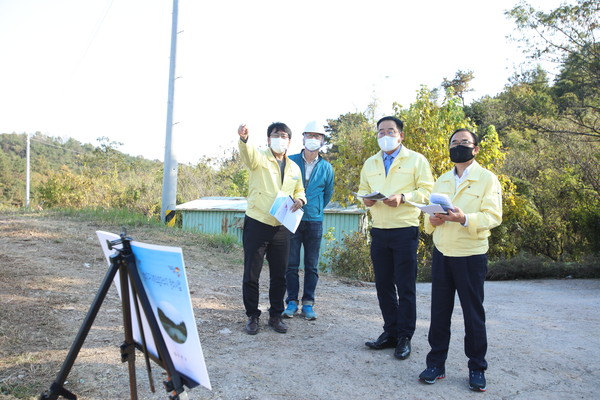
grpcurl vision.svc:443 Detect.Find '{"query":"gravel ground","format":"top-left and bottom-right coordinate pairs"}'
top-left (1, 214), bottom-right (599, 400)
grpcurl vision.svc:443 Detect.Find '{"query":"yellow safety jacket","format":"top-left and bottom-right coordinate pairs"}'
top-left (358, 146), bottom-right (434, 228)
top-left (239, 139), bottom-right (306, 226)
top-left (425, 161), bottom-right (503, 257)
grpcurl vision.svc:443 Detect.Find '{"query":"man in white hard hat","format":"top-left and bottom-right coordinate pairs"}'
top-left (282, 120), bottom-right (334, 320)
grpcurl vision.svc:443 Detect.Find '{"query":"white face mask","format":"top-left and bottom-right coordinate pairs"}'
top-left (270, 138), bottom-right (289, 154)
top-left (377, 136), bottom-right (400, 152)
top-left (304, 138), bottom-right (322, 152)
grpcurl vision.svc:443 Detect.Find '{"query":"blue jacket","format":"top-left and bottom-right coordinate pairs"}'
top-left (289, 151), bottom-right (334, 222)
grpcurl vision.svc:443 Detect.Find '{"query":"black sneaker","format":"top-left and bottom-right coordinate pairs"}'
top-left (469, 369), bottom-right (487, 392)
top-left (419, 366), bottom-right (446, 384)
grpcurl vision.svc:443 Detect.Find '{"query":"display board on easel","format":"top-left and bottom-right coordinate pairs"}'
top-left (96, 231), bottom-right (211, 391)
top-left (40, 232), bottom-right (210, 400)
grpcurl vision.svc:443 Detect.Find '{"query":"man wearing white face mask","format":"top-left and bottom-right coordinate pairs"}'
top-left (359, 116), bottom-right (434, 361)
top-left (238, 122), bottom-right (306, 335)
top-left (282, 120), bottom-right (334, 321)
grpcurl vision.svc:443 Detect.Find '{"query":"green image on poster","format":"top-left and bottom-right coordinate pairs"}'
top-left (158, 301), bottom-right (188, 344)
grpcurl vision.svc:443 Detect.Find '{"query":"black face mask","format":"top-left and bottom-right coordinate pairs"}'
top-left (449, 145), bottom-right (475, 163)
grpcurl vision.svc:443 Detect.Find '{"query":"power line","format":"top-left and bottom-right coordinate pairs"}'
top-left (69, 0), bottom-right (115, 78)
top-left (30, 137), bottom-right (84, 155)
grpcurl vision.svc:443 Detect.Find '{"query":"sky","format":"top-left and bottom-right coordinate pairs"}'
top-left (0, 0), bottom-right (562, 165)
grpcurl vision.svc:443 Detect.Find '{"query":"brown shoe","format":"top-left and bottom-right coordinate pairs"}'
top-left (245, 316), bottom-right (259, 335)
top-left (268, 315), bottom-right (288, 333)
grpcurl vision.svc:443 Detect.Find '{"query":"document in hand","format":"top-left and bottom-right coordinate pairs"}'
top-left (353, 191), bottom-right (388, 201)
top-left (429, 193), bottom-right (455, 212)
top-left (269, 191), bottom-right (304, 233)
top-left (406, 193), bottom-right (455, 217)
top-left (406, 201), bottom-right (446, 216)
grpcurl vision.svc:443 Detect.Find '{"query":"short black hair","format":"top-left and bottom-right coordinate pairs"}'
top-left (377, 116), bottom-right (404, 131)
top-left (267, 122), bottom-right (292, 139)
top-left (449, 128), bottom-right (479, 146)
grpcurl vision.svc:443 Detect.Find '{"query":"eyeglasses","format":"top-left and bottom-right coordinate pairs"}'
top-left (304, 133), bottom-right (323, 139)
top-left (450, 139), bottom-right (475, 146)
top-left (377, 131), bottom-right (400, 138)
top-left (270, 133), bottom-right (290, 139)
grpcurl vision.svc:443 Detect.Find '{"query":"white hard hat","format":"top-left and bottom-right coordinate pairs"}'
top-left (303, 120), bottom-right (330, 137)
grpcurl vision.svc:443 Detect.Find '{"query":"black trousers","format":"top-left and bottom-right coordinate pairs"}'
top-left (426, 247), bottom-right (488, 371)
top-left (242, 216), bottom-right (290, 318)
top-left (370, 226), bottom-right (419, 339)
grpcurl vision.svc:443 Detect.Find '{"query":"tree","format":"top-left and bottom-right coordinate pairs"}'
top-left (328, 112), bottom-right (377, 206)
top-left (327, 88), bottom-right (519, 266)
top-left (396, 87), bottom-right (520, 260)
top-left (441, 70), bottom-right (475, 107)
top-left (506, 0), bottom-right (600, 202)
top-left (215, 150), bottom-right (249, 197)
top-left (398, 86), bottom-right (475, 178)
top-left (507, 0), bottom-right (600, 139)
top-left (467, 62), bottom-right (600, 260)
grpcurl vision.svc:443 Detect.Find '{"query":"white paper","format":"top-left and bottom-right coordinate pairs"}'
top-left (406, 201), bottom-right (448, 216)
top-left (269, 191), bottom-right (304, 233)
top-left (429, 193), bottom-right (454, 211)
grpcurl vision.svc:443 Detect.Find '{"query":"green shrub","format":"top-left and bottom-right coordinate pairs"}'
top-left (320, 229), bottom-right (435, 283)
top-left (487, 252), bottom-right (549, 280)
top-left (416, 235), bottom-right (433, 282)
top-left (417, 259), bottom-right (432, 283)
top-left (55, 207), bottom-right (161, 226)
top-left (487, 252), bottom-right (600, 280)
top-left (321, 230), bottom-right (374, 282)
top-left (203, 233), bottom-right (239, 253)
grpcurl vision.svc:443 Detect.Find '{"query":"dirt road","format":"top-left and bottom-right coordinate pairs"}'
top-left (0, 214), bottom-right (598, 400)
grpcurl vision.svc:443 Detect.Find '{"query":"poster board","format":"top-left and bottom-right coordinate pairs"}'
top-left (96, 231), bottom-right (211, 391)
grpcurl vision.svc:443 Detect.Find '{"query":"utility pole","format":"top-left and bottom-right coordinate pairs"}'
top-left (26, 133), bottom-right (30, 208)
top-left (161, 0), bottom-right (179, 225)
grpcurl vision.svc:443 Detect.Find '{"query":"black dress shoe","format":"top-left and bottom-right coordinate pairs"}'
top-left (268, 315), bottom-right (288, 333)
top-left (394, 337), bottom-right (411, 359)
top-left (365, 332), bottom-right (398, 349)
top-left (245, 316), bottom-right (259, 335)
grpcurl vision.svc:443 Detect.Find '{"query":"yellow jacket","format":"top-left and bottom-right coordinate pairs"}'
top-left (358, 146), bottom-right (434, 228)
top-left (425, 161), bottom-right (503, 257)
top-left (239, 139), bottom-right (306, 226)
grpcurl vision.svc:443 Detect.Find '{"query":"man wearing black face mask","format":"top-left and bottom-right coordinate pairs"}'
top-left (418, 129), bottom-right (502, 393)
